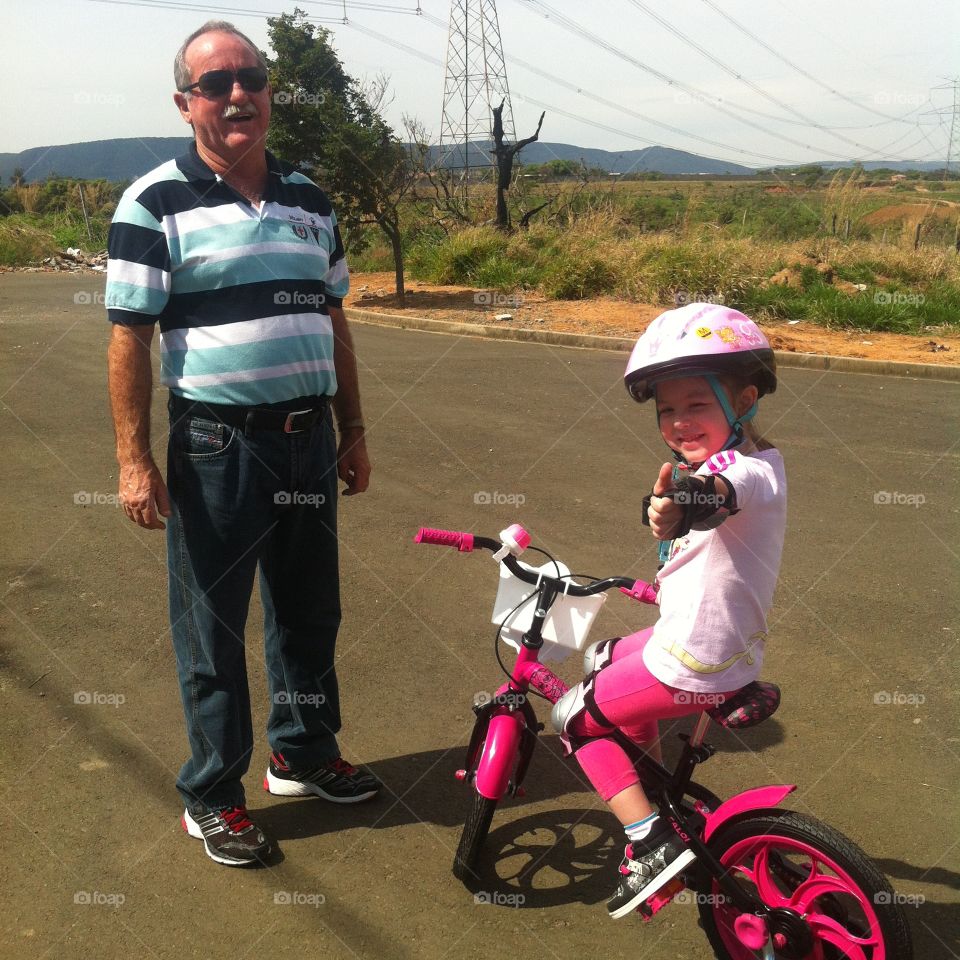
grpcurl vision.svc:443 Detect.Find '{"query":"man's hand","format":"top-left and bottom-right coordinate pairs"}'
top-left (647, 462), bottom-right (684, 540)
top-left (119, 456), bottom-right (172, 529)
top-left (337, 429), bottom-right (371, 496)
top-left (108, 323), bottom-right (170, 529)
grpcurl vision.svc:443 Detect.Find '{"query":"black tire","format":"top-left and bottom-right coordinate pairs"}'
top-left (699, 810), bottom-right (913, 960)
top-left (452, 791), bottom-right (498, 882)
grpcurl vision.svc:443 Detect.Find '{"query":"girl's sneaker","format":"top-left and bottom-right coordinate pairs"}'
top-left (181, 806), bottom-right (271, 866)
top-left (607, 823), bottom-right (697, 919)
top-left (263, 751), bottom-right (380, 803)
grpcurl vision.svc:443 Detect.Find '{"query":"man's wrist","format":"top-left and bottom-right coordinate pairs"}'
top-left (118, 450), bottom-right (155, 468)
top-left (337, 417), bottom-right (365, 433)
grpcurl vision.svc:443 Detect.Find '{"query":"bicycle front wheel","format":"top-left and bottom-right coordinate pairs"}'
top-left (699, 810), bottom-right (912, 960)
top-left (453, 791), bottom-right (498, 881)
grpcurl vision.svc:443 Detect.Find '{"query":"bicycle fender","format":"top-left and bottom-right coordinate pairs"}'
top-left (474, 712), bottom-right (523, 800)
top-left (702, 785), bottom-right (796, 842)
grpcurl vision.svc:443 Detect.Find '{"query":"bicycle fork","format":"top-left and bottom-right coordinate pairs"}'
top-left (456, 658), bottom-right (568, 801)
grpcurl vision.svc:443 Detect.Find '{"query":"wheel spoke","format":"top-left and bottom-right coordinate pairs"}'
top-left (790, 874), bottom-right (863, 913)
top-left (808, 910), bottom-right (881, 949)
top-left (751, 845), bottom-right (791, 908)
top-left (808, 922), bottom-right (871, 960)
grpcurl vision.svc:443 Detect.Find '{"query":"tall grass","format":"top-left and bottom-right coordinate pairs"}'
top-left (403, 214), bottom-right (960, 333)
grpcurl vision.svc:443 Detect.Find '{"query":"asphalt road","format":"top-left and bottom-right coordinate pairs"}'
top-left (1, 273), bottom-right (958, 960)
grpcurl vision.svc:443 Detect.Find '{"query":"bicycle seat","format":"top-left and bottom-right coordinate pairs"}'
top-left (706, 681), bottom-right (780, 730)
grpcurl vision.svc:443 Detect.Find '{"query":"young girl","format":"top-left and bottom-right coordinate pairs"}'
top-left (551, 302), bottom-right (786, 919)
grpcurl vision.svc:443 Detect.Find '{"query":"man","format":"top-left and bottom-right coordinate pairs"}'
top-left (106, 20), bottom-right (379, 867)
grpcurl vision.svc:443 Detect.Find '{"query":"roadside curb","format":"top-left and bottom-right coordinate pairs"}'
top-left (345, 307), bottom-right (960, 383)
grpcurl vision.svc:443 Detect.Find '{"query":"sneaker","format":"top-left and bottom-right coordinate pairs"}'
top-left (263, 751), bottom-right (380, 803)
top-left (181, 806), bottom-right (271, 867)
top-left (607, 822), bottom-right (697, 919)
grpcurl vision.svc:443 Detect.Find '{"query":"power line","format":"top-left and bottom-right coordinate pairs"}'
top-left (624, 0), bottom-right (894, 156)
top-left (697, 0), bottom-right (923, 127)
top-left (512, 0), bottom-right (878, 162)
top-left (87, 0), bottom-right (344, 23)
top-left (421, 11), bottom-right (944, 168)
top-left (82, 0), bottom-right (945, 167)
top-left (391, 13), bottom-right (800, 166)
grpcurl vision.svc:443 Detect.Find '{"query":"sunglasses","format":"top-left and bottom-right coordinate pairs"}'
top-left (179, 67), bottom-right (268, 98)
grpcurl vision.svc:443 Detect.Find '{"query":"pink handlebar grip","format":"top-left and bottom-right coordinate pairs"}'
top-left (620, 580), bottom-right (659, 604)
top-left (413, 527), bottom-right (475, 552)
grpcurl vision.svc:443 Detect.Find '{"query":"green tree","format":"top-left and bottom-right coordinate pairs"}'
top-left (265, 10), bottom-right (416, 304)
top-left (796, 164), bottom-right (824, 187)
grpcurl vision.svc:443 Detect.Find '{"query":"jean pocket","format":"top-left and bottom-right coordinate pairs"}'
top-left (177, 417), bottom-right (236, 460)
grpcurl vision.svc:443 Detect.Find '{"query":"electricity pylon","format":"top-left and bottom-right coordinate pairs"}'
top-left (437, 0), bottom-right (516, 198)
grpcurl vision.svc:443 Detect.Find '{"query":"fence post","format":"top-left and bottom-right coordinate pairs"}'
top-left (77, 184), bottom-right (93, 244)
top-left (914, 222), bottom-right (921, 251)
top-left (831, 213), bottom-right (837, 235)
top-left (844, 218), bottom-right (851, 239)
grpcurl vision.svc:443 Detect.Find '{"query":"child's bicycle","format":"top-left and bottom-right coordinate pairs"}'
top-left (415, 523), bottom-right (913, 960)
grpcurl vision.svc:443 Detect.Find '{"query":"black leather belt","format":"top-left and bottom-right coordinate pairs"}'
top-left (170, 393), bottom-right (331, 434)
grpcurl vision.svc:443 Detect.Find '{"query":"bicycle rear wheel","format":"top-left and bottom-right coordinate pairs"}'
top-left (453, 791), bottom-right (498, 881)
top-left (699, 810), bottom-right (912, 960)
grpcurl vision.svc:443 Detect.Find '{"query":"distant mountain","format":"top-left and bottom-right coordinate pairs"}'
top-left (0, 136), bottom-right (946, 183)
top-left (431, 140), bottom-right (756, 175)
top-left (1, 138), bottom-right (192, 184)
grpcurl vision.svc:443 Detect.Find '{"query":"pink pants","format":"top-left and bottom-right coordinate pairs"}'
top-left (570, 628), bottom-right (736, 801)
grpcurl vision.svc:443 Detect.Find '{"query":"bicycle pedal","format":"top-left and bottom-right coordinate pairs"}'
top-left (637, 877), bottom-right (686, 923)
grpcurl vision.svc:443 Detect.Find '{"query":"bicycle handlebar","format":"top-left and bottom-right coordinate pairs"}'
top-left (414, 526), bottom-right (658, 603)
top-left (413, 527), bottom-right (476, 552)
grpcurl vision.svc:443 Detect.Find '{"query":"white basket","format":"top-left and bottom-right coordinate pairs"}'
top-left (491, 559), bottom-right (607, 662)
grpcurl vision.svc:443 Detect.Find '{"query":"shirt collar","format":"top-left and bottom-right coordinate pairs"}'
top-left (178, 140), bottom-right (284, 182)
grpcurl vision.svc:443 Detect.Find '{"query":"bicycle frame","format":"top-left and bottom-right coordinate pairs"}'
top-left (419, 525), bottom-right (911, 958)
top-left (466, 576), bottom-right (794, 918)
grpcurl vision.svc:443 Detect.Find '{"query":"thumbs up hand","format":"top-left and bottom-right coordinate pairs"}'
top-left (648, 462), bottom-right (684, 541)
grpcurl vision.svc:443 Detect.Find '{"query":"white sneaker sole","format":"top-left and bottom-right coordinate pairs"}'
top-left (181, 809), bottom-right (266, 867)
top-left (608, 848), bottom-right (697, 920)
top-left (263, 768), bottom-right (378, 803)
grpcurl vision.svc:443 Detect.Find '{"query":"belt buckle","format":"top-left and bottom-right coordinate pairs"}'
top-left (283, 408), bottom-right (314, 433)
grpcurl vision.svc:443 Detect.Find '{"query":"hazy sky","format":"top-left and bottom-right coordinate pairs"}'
top-left (5, 0), bottom-right (956, 166)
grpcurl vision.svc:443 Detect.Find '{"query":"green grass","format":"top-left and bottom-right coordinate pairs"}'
top-left (0, 212), bottom-right (109, 266)
top-left (737, 281), bottom-right (960, 334)
top-left (400, 219), bottom-right (959, 334)
top-left (0, 217), bottom-right (60, 265)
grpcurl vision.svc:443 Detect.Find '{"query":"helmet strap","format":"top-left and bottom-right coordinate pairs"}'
top-left (705, 374), bottom-right (757, 452)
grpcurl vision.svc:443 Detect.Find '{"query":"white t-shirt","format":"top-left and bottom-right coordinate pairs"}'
top-left (643, 448), bottom-right (787, 693)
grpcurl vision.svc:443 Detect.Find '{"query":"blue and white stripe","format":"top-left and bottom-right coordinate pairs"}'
top-left (105, 143), bottom-right (348, 405)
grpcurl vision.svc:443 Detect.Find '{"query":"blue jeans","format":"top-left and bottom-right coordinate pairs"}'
top-left (166, 399), bottom-right (342, 814)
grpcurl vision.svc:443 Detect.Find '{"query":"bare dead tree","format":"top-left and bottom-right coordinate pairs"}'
top-left (517, 200), bottom-right (551, 229)
top-left (404, 116), bottom-right (470, 233)
top-left (492, 100), bottom-right (545, 230)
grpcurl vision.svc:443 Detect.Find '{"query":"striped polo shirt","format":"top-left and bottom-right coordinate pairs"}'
top-left (105, 142), bottom-right (348, 405)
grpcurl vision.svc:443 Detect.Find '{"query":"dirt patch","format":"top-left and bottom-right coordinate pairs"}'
top-left (346, 272), bottom-right (959, 366)
top-left (862, 203), bottom-right (957, 227)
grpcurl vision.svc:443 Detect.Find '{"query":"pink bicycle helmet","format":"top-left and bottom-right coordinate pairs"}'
top-left (624, 303), bottom-right (776, 403)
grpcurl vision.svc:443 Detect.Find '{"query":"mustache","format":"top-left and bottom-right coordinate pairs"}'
top-left (222, 103), bottom-right (259, 119)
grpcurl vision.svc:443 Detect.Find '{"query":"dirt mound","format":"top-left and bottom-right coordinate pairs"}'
top-left (862, 203), bottom-right (956, 227)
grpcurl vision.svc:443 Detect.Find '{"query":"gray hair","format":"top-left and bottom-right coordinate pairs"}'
top-left (174, 20), bottom-right (268, 92)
